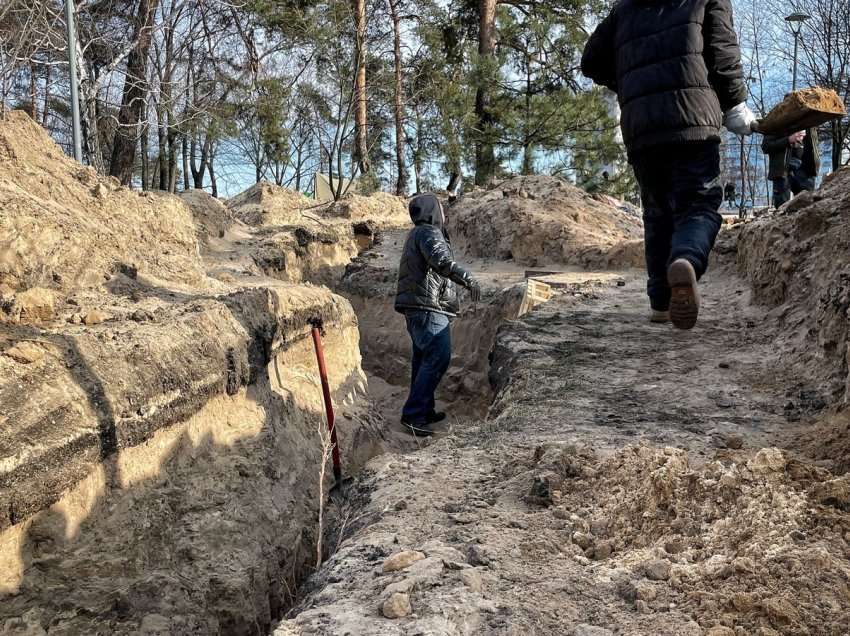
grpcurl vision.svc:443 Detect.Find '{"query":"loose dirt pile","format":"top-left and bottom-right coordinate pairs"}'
top-left (0, 111), bottom-right (203, 306)
top-left (737, 167), bottom-right (850, 406)
top-left (179, 188), bottom-right (235, 243)
top-left (322, 191), bottom-right (410, 231)
top-left (448, 175), bottom-right (644, 270)
top-left (227, 182), bottom-right (313, 227)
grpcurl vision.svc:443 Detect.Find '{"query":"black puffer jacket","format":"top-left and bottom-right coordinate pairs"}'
top-left (762, 128), bottom-right (820, 180)
top-left (581, 0), bottom-right (748, 155)
top-left (394, 194), bottom-right (474, 317)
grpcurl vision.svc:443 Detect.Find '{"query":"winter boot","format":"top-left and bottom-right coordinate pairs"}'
top-left (667, 259), bottom-right (700, 330)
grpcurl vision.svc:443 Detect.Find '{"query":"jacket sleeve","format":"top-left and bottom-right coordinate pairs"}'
top-left (762, 135), bottom-right (788, 154)
top-left (416, 227), bottom-right (474, 288)
top-left (703, 0), bottom-right (748, 111)
top-left (581, 10), bottom-right (618, 92)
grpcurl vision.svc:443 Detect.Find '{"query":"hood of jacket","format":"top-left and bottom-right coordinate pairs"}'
top-left (409, 193), bottom-right (444, 228)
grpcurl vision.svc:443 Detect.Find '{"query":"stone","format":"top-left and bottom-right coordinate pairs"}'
top-left (4, 342), bottom-right (44, 364)
top-left (706, 627), bottom-right (735, 636)
top-left (13, 287), bottom-right (55, 324)
top-left (572, 532), bottom-right (593, 550)
top-left (381, 592), bottom-right (412, 619)
top-left (587, 540), bottom-right (613, 560)
top-left (635, 581), bottom-right (657, 601)
top-left (459, 568), bottom-right (483, 593)
top-left (382, 550), bottom-right (425, 573)
top-left (720, 432), bottom-right (744, 449)
top-left (528, 471), bottom-right (563, 506)
top-left (747, 448), bottom-right (787, 474)
top-left (642, 558), bottom-right (671, 581)
top-left (83, 310), bottom-right (108, 326)
top-left (572, 624), bottom-right (614, 636)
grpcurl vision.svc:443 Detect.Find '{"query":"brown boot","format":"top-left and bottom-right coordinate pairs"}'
top-left (667, 259), bottom-right (700, 330)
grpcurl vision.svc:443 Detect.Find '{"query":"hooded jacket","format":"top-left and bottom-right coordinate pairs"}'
top-left (394, 194), bottom-right (474, 317)
top-left (581, 0), bottom-right (748, 156)
top-left (762, 128), bottom-right (820, 180)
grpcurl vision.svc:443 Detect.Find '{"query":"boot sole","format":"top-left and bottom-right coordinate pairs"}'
top-left (667, 260), bottom-right (699, 330)
top-left (402, 422), bottom-right (434, 437)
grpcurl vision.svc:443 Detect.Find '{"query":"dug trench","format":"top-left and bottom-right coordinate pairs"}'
top-left (275, 178), bottom-right (850, 634)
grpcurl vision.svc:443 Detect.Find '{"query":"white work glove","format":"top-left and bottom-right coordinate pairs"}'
top-left (723, 103), bottom-right (758, 136)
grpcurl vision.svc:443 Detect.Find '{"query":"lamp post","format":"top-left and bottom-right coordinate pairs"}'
top-left (64, 0), bottom-right (82, 162)
top-left (785, 12), bottom-right (811, 91)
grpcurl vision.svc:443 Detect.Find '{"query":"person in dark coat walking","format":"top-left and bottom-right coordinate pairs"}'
top-left (394, 193), bottom-right (481, 437)
top-left (581, 0), bottom-right (756, 330)
top-left (762, 127), bottom-right (820, 208)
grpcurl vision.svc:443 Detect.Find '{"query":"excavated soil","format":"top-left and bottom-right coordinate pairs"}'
top-left (0, 112), bottom-right (386, 634)
top-left (448, 175), bottom-right (644, 270)
top-left (276, 269), bottom-right (850, 636)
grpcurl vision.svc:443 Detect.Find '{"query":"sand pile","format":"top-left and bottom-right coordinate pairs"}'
top-left (528, 443), bottom-right (850, 635)
top-left (447, 175), bottom-right (644, 270)
top-left (179, 189), bottom-right (235, 243)
top-left (321, 191), bottom-right (411, 231)
top-left (737, 167), bottom-right (850, 405)
top-left (227, 182), bottom-right (313, 227)
top-left (0, 111), bottom-right (203, 307)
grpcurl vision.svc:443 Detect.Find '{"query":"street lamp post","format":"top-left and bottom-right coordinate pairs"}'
top-left (64, 0), bottom-right (82, 162)
top-left (785, 12), bottom-right (811, 91)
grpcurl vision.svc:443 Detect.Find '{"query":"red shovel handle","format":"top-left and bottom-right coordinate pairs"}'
top-left (311, 325), bottom-right (342, 484)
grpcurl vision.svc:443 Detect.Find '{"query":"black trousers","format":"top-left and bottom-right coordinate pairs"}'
top-left (632, 142), bottom-right (723, 311)
top-left (771, 169), bottom-right (816, 209)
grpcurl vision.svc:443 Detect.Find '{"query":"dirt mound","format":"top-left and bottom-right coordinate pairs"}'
top-left (524, 442), bottom-right (850, 635)
top-left (447, 175), bottom-right (644, 269)
top-left (179, 189), bottom-right (234, 242)
top-left (321, 191), bottom-right (410, 231)
top-left (227, 182), bottom-right (313, 227)
top-left (0, 111), bottom-right (204, 305)
top-left (737, 167), bottom-right (850, 405)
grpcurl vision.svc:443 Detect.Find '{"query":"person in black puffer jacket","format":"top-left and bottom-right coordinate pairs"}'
top-left (582, 0), bottom-right (757, 330)
top-left (394, 193), bottom-right (481, 436)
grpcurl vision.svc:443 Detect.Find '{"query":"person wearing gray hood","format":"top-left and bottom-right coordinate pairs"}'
top-left (394, 193), bottom-right (481, 437)
top-left (582, 0), bottom-right (757, 330)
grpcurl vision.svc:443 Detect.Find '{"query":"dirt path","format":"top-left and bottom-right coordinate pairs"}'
top-left (276, 267), bottom-right (850, 636)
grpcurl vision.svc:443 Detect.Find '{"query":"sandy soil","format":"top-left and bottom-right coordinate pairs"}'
top-left (277, 263), bottom-right (850, 636)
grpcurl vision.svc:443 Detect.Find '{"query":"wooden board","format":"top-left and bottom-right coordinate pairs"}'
top-left (757, 88), bottom-right (846, 137)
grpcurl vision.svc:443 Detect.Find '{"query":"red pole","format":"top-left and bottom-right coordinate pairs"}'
top-left (311, 324), bottom-right (342, 484)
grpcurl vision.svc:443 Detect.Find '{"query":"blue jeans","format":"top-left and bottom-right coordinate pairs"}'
top-left (402, 310), bottom-right (451, 424)
top-left (632, 142), bottom-right (723, 311)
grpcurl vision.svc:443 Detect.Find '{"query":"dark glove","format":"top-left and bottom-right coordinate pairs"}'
top-left (468, 279), bottom-right (482, 302)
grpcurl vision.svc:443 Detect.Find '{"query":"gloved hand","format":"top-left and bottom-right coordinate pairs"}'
top-left (724, 103), bottom-right (758, 136)
top-left (468, 279), bottom-right (482, 303)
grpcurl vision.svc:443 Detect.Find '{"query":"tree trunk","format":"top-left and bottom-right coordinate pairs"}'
top-left (182, 134), bottom-right (189, 191)
top-left (413, 114), bottom-right (424, 194)
top-left (158, 116), bottom-right (168, 190)
top-left (352, 0), bottom-right (370, 177)
top-left (109, 0), bottom-right (160, 185)
top-left (191, 135), bottom-right (209, 189)
top-left (474, 0), bottom-right (497, 186)
top-left (29, 61), bottom-right (38, 120)
top-left (41, 60), bottom-right (50, 127)
top-left (208, 144), bottom-right (218, 197)
top-left (389, 0), bottom-right (407, 196)
top-left (140, 124), bottom-right (149, 190)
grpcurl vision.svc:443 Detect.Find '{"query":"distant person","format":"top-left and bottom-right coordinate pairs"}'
top-left (762, 127), bottom-right (820, 209)
top-left (394, 193), bottom-right (481, 437)
top-left (581, 0), bottom-right (757, 330)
